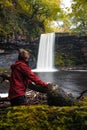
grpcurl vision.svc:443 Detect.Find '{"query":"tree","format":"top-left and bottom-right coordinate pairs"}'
top-left (0, 0), bottom-right (61, 41)
top-left (56, 10), bottom-right (72, 33)
top-left (70, 0), bottom-right (87, 35)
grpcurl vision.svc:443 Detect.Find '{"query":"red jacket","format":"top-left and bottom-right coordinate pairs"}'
top-left (9, 60), bottom-right (47, 99)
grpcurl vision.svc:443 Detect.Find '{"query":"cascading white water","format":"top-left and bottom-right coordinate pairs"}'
top-left (33, 33), bottom-right (57, 72)
top-left (37, 33), bottom-right (54, 70)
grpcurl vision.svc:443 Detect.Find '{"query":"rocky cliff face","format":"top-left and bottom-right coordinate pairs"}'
top-left (55, 33), bottom-right (87, 67)
top-left (0, 33), bottom-right (87, 68)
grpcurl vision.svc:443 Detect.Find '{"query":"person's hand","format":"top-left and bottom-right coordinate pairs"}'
top-left (46, 82), bottom-right (52, 88)
top-left (47, 82), bottom-right (52, 85)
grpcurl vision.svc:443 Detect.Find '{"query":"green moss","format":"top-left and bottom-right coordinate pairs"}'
top-left (55, 52), bottom-right (64, 66)
top-left (0, 68), bottom-right (10, 73)
top-left (0, 99), bottom-right (87, 130)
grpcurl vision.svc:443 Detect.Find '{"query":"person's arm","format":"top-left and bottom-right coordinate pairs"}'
top-left (20, 64), bottom-right (47, 87)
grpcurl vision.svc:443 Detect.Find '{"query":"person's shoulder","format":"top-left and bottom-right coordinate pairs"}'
top-left (11, 61), bottom-right (27, 68)
top-left (18, 61), bottom-right (29, 68)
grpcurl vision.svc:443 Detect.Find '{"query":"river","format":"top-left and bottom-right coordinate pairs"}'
top-left (36, 71), bottom-right (87, 97)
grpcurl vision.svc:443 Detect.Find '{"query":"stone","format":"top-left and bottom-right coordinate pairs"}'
top-left (47, 83), bottom-right (76, 106)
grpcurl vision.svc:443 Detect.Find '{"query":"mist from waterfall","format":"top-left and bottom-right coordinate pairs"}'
top-left (33, 33), bottom-right (57, 72)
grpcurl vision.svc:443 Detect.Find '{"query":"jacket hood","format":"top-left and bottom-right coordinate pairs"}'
top-left (11, 60), bottom-right (28, 70)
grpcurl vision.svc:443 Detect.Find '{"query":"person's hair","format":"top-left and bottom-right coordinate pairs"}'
top-left (18, 49), bottom-right (28, 61)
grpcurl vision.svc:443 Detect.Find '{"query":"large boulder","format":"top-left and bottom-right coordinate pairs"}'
top-left (28, 83), bottom-right (77, 106)
top-left (47, 83), bottom-right (76, 106)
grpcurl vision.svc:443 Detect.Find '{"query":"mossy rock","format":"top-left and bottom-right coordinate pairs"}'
top-left (0, 98), bottom-right (87, 130)
top-left (29, 83), bottom-right (82, 106)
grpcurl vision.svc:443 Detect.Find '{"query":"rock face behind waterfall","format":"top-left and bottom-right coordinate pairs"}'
top-left (47, 83), bottom-right (76, 106)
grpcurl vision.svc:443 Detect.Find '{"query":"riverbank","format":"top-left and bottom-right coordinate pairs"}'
top-left (58, 66), bottom-right (87, 71)
top-left (0, 98), bottom-right (87, 130)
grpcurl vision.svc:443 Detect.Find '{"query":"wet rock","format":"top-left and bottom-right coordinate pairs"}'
top-left (47, 83), bottom-right (76, 106)
top-left (28, 83), bottom-right (77, 106)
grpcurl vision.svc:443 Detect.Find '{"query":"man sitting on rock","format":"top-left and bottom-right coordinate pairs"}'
top-left (0, 49), bottom-right (49, 106)
top-left (1, 49), bottom-right (86, 107)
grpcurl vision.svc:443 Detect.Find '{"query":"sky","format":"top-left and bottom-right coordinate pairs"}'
top-left (61, 0), bottom-right (72, 13)
top-left (52, 0), bottom-right (72, 27)
top-left (62, 0), bottom-right (72, 8)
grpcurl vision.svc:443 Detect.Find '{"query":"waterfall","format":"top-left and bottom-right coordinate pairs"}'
top-left (33, 33), bottom-right (57, 72)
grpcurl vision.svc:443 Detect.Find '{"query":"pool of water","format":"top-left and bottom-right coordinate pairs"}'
top-left (36, 71), bottom-right (87, 97)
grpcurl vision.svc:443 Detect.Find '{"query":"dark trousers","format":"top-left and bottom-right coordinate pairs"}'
top-left (10, 83), bottom-right (47, 106)
top-left (10, 95), bottom-right (27, 106)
